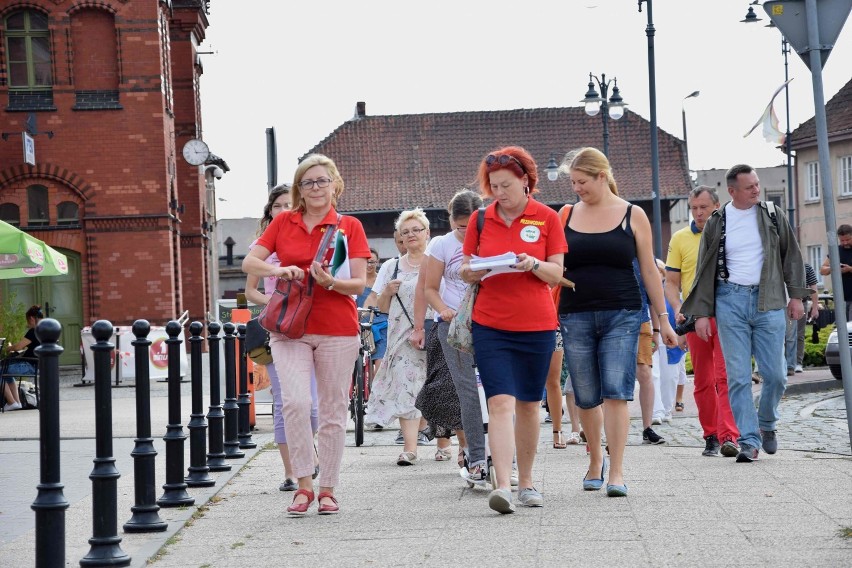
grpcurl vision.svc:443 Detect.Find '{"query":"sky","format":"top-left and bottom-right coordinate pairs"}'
top-left (199, 0), bottom-right (852, 220)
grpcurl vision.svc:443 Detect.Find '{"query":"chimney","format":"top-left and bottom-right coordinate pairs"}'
top-left (354, 101), bottom-right (366, 119)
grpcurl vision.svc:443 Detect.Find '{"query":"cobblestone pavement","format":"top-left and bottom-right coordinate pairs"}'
top-left (630, 389), bottom-right (850, 456)
top-left (355, 385), bottom-right (850, 456)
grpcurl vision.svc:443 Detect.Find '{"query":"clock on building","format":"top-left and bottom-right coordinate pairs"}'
top-left (182, 138), bottom-right (210, 165)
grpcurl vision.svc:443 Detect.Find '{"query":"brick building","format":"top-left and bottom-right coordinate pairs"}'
top-left (0, 0), bottom-right (216, 363)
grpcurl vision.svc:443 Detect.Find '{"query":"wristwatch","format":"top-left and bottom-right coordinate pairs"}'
top-left (325, 280), bottom-right (335, 291)
top-left (531, 259), bottom-right (540, 272)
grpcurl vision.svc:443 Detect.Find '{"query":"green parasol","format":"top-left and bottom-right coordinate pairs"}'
top-left (0, 221), bottom-right (68, 279)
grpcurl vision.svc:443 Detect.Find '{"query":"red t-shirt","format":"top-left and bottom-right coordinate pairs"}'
top-left (463, 199), bottom-right (568, 332)
top-left (256, 208), bottom-right (371, 336)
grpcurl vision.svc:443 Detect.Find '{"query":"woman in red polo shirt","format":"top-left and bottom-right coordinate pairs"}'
top-left (460, 146), bottom-right (568, 514)
top-left (242, 154), bottom-right (371, 517)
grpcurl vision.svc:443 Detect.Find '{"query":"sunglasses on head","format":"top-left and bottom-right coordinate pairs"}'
top-left (485, 153), bottom-right (526, 173)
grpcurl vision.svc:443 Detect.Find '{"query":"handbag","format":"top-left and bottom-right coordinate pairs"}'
top-left (245, 317), bottom-right (272, 365)
top-left (258, 215), bottom-right (340, 339)
top-left (447, 207), bottom-right (486, 354)
top-left (447, 282), bottom-right (479, 354)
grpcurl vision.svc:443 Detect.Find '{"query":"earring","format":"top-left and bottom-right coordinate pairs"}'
top-left (524, 185), bottom-right (530, 195)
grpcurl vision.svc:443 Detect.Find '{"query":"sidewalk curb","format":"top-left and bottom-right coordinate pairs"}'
top-left (130, 433), bottom-right (273, 568)
top-left (784, 378), bottom-right (843, 396)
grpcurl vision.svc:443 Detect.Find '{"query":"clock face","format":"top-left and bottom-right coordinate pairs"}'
top-left (182, 139), bottom-right (209, 165)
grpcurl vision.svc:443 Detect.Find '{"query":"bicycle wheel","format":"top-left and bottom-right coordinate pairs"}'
top-left (353, 358), bottom-right (365, 447)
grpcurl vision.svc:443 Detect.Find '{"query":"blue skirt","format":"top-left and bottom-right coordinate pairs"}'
top-left (472, 322), bottom-right (554, 402)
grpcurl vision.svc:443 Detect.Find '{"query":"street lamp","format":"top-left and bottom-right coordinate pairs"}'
top-left (545, 154), bottom-right (559, 181)
top-left (742, 2), bottom-right (796, 227)
top-left (682, 90), bottom-right (700, 180)
top-left (639, 0), bottom-right (663, 259)
top-left (580, 73), bottom-right (627, 157)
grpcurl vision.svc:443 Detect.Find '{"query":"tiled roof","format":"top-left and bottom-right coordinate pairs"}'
top-left (302, 106), bottom-right (692, 213)
top-left (790, 77), bottom-right (852, 147)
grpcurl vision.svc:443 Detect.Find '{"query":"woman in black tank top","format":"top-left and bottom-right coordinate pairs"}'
top-left (557, 147), bottom-right (677, 498)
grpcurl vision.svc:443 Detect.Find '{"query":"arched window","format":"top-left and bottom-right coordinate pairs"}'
top-left (27, 185), bottom-right (49, 226)
top-left (0, 203), bottom-right (21, 226)
top-left (57, 201), bottom-right (79, 226)
top-left (4, 10), bottom-right (52, 89)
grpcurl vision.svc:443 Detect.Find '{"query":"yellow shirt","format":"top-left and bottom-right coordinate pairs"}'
top-left (665, 225), bottom-right (702, 299)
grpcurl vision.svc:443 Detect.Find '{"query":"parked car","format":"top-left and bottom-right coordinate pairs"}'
top-left (823, 323), bottom-right (850, 380)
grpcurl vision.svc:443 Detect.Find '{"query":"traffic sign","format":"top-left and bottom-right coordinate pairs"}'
top-left (764, 0), bottom-right (852, 70)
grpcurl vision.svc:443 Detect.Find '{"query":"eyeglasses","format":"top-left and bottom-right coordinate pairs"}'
top-left (399, 227), bottom-right (425, 237)
top-left (367, 260), bottom-right (378, 265)
top-left (485, 154), bottom-right (526, 173)
top-left (299, 177), bottom-right (333, 190)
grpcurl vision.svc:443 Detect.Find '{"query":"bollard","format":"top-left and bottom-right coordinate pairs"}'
top-left (123, 320), bottom-right (167, 533)
top-left (222, 323), bottom-right (244, 459)
top-left (185, 322), bottom-right (214, 487)
top-left (206, 322), bottom-right (230, 471)
top-left (157, 321), bottom-right (194, 507)
top-left (236, 324), bottom-right (256, 449)
top-left (80, 321), bottom-right (131, 567)
top-left (31, 319), bottom-right (69, 568)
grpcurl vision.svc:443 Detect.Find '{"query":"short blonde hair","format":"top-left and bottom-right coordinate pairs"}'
top-left (291, 154), bottom-right (344, 212)
top-left (394, 207), bottom-right (430, 231)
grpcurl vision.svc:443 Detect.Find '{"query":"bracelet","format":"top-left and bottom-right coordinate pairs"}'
top-left (658, 312), bottom-right (669, 318)
top-left (652, 328), bottom-right (660, 333)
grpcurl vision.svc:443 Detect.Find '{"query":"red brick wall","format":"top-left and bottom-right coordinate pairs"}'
top-left (0, 1), bottom-right (210, 328)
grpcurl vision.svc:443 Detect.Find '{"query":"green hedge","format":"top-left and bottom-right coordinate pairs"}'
top-left (679, 324), bottom-right (829, 375)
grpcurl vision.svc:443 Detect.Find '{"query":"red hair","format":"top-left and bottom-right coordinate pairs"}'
top-left (477, 146), bottom-right (539, 198)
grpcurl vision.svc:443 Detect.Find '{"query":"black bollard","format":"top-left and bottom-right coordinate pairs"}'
top-left (157, 321), bottom-right (194, 507)
top-left (31, 319), bottom-right (69, 568)
top-left (222, 323), bottom-right (244, 459)
top-left (206, 322), bottom-right (230, 471)
top-left (80, 321), bottom-right (131, 567)
top-left (123, 320), bottom-right (167, 533)
top-left (185, 322), bottom-right (214, 487)
top-left (236, 324), bottom-right (256, 449)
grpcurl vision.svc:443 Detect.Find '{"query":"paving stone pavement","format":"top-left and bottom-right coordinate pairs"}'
top-left (1, 363), bottom-right (849, 567)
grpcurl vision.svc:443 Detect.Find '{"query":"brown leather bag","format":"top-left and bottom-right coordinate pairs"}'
top-left (258, 215), bottom-right (340, 339)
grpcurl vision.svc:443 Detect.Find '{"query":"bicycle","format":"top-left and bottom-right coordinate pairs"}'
top-left (351, 307), bottom-right (379, 446)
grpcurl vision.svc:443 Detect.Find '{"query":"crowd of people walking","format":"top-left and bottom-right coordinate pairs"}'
top-left (241, 149), bottom-right (811, 516)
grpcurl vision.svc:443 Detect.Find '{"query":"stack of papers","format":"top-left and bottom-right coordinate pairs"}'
top-left (471, 252), bottom-right (520, 279)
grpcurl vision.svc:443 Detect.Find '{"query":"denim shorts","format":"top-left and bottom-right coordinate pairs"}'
top-left (472, 322), bottom-right (555, 402)
top-left (559, 309), bottom-right (642, 408)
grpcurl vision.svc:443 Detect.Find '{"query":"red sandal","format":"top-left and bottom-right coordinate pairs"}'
top-left (317, 492), bottom-right (339, 515)
top-left (287, 489), bottom-right (315, 517)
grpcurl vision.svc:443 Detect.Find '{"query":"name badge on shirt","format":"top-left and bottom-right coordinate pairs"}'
top-left (520, 225), bottom-right (541, 243)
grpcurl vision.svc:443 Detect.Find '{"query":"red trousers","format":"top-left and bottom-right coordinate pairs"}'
top-left (686, 318), bottom-right (739, 442)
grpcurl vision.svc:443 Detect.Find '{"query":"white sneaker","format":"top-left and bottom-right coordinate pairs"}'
top-left (795, 364), bottom-right (803, 373)
top-left (663, 412), bottom-right (673, 423)
top-left (651, 416), bottom-right (663, 425)
top-left (3, 402), bottom-right (22, 411)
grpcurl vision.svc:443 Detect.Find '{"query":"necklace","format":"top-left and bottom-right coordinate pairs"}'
top-left (405, 255), bottom-right (422, 269)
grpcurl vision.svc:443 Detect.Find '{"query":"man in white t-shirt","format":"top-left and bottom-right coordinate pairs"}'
top-left (681, 164), bottom-right (808, 463)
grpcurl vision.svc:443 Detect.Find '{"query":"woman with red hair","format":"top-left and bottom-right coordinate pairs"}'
top-left (460, 146), bottom-right (568, 514)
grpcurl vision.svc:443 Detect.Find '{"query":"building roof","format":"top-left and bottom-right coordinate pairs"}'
top-left (302, 105), bottom-right (692, 213)
top-left (790, 77), bottom-right (852, 147)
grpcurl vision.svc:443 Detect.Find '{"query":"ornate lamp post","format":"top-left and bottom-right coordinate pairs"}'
top-left (580, 73), bottom-right (626, 158)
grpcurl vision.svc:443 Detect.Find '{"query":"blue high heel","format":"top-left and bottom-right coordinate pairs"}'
top-left (582, 458), bottom-right (607, 491)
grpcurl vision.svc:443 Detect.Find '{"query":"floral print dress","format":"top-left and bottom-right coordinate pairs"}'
top-left (364, 265), bottom-right (429, 426)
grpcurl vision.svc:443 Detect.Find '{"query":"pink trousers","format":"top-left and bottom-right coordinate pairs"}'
top-left (269, 333), bottom-right (359, 487)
